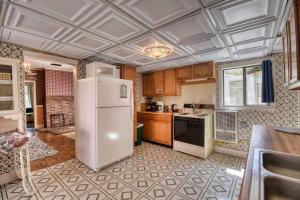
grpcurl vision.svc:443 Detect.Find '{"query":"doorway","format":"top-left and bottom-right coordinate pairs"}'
top-left (24, 81), bottom-right (36, 129)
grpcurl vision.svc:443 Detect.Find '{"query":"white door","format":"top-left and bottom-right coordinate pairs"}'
top-left (96, 77), bottom-right (132, 108)
top-left (96, 107), bottom-right (133, 168)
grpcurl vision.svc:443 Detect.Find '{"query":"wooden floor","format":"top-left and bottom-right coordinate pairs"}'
top-left (28, 129), bottom-right (75, 171)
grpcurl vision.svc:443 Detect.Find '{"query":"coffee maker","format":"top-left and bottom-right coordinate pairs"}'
top-left (145, 97), bottom-right (152, 111)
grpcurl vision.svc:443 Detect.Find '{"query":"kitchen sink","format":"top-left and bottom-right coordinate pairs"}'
top-left (264, 177), bottom-right (300, 200)
top-left (262, 152), bottom-right (300, 180)
top-left (250, 149), bottom-right (300, 200)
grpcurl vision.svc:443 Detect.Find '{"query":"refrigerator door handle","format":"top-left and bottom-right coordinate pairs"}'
top-left (129, 87), bottom-right (133, 123)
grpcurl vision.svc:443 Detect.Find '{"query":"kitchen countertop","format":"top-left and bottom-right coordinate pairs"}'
top-left (137, 111), bottom-right (174, 115)
top-left (239, 125), bottom-right (300, 200)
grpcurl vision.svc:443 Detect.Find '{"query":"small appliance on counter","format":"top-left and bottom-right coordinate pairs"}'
top-left (156, 101), bottom-right (164, 112)
top-left (163, 105), bottom-right (169, 112)
top-left (145, 97), bottom-right (153, 111)
top-left (149, 102), bottom-right (158, 112)
top-left (171, 104), bottom-right (178, 112)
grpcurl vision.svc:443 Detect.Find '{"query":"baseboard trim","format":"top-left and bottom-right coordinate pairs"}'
top-left (0, 171), bottom-right (18, 185)
top-left (214, 146), bottom-right (248, 158)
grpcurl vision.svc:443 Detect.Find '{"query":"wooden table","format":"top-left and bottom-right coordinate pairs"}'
top-left (239, 125), bottom-right (300, 200)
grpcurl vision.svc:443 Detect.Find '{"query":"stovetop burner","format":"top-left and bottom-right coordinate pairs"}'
top-left (179, 113), bottom-right (189, 115)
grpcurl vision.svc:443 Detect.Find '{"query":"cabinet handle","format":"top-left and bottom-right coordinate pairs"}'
top-left (156, 89), bottom-right (163, 94)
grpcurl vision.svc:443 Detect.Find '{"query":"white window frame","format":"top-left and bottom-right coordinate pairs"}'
top-left (219, 64), bottom-right (276, 111)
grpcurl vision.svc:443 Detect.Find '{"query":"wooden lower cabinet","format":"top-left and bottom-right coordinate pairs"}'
top-left (137, 112), bottom-right (172, 146)
top-left (152, 120), bottom-right (172, 146)
top-left (138, 118), bottom-right (153, 141)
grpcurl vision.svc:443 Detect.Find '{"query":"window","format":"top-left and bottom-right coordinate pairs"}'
top-left (223, 65), bottom-right (271, 107)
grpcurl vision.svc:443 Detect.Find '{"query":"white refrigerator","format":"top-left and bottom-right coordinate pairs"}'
top-left (77, 76), bottom-right (133, 171)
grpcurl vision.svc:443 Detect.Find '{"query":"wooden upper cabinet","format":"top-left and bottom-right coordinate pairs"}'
top-left (143, 73), bottom-right (154, 96)
top-left (175, 65), bottom-right (194, 80)
top-left (164, 69), bottom-right (181, 96)
top-left (194, 62), bottom-right (216, 79)
top-left (142, 61), bottom-right (216, 96)
top-left (153, 71), bottom-right (164, 96)
top-left (282, 0), bottom-right (300, 90)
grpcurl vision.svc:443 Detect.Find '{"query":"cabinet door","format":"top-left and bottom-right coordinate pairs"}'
top-left (153, 71), bottom-right (164, 96)
top-left (143, 73), bottom-right (154, 96)
top-left (194, 62), bottom-right (215, 79)
top-left (289, 0), bottom-right (300, 84)
top-left (139, 118), bottom-right (153, 141)
top-left (176, 65), bottom-right (194, 80)
top-left (164, 69), bottom-right (181, 96)
top-left (153, 120), bottom-right (172, 146)
top-left (0, 62), bottom-right (18, 113)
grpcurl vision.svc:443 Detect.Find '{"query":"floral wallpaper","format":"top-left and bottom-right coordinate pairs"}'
top-left (215, 54), bottom-right (300, 152)
top-left (136, 73), bottom-right (143, 111)
top-left (0, 42), bottom-right (23, 59)
top-left (77, 59), bottom-right (91, 80)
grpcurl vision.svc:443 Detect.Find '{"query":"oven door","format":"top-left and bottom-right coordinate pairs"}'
top-left (174, 116), bottom-right (205, 147)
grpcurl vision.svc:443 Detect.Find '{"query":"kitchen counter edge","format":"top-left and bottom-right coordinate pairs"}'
top-left (239, 125), bottom-right (300, 200)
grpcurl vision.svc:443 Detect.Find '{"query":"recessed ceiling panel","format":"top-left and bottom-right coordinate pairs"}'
top-left (83, 7), bottom-right (147, 42)
top-left (233, 49), bottom-right (268, 60)
top-left (158, 12), bottom-right (222, 54)
top-left (230, 39), bottom-right (270, 54)
top-left (127, 54), bottom-right (154, 65)
top-left (4, 5), bottom-right (74, 40)
top-left (208, 0), bottom-right (280, 31)
top-left (103, 46), bottom-right (136, 59)
top-left (110, 0), bottom-right (200, 28)
top-left (12, 0), bottom-right (105, 26)
top-left (2, 28), bottom-right (56, 52)
top-left (223, 22), bottom-right (274, 45)
top-left (200, 0), bottom-right (223, 7)
top-left (62, 30), bottom-right (114, 51)
top-left (192, 48), bottom-right (231, 62)
top-left (51, 43), bottom-right (94, 59)
top-left (168, 56), bottom-right (197, 66)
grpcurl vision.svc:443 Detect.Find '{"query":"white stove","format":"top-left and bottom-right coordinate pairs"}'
top-left (173, 109), bottom-right (213, 118)
top-left (173, 108), bottom-right (214, 159)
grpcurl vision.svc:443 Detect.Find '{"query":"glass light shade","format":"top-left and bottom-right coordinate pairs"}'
top-left (144, 44), bottom-right (172, 58)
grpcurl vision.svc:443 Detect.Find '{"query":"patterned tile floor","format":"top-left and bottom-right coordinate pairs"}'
top-left (0, 142), bottom-right (246, 200)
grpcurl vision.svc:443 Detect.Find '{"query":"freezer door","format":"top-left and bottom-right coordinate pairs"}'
top-left (96, 77), bottom-right (133, 108)
top-left (96, 107), bottom-right (133, 168)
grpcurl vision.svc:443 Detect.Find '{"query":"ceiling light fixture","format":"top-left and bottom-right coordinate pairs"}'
top-left (23, 62), bottom-right (36, 75)
top-left (144, 43), bottom-right (172, 58)
top-left (23, 62), bottom-right (32, 74)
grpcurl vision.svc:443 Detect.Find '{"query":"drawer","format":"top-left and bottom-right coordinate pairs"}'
top-left (137, 113), bottom-right (172, 122)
